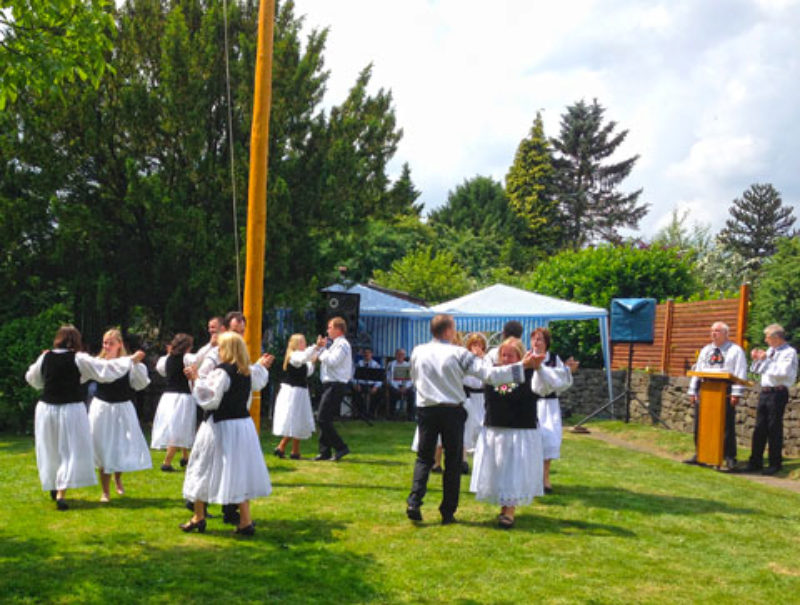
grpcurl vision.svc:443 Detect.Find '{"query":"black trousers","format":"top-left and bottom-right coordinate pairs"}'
top-left (407, 405), bottom-right (467, 517)
top-left (749, 389), bottom-right (789, 468)
top-left (318, 382), bottom-right (347, 455)
top-left (692, 396), bottom-right (738, 461)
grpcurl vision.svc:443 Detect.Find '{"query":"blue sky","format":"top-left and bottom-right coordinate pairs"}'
top-left (293, 0), bottom-right (800, 238)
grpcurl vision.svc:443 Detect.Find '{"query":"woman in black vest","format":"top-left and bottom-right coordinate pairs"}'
top-left (469, 337), bottom-right (544, 528)
top-left (181, 332), bottom-right (272, 536)
top-left (151, 333), bottom-right (196, 471)
top-left (272, 334), bottom-right (318, 459)
top-left (25, 325), bottom-right (144, 510)
top-left (88, 329), bottom-right (152, 502)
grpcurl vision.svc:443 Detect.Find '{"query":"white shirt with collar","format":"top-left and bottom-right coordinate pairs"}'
top-left (317, 336), bottom-right (353, 384)
top-left (689, 340), bottom-right (749, 397)
top-left (411, 339), bottom-right (548, 407)
top-left (751, 343), bottom-right (798, 388)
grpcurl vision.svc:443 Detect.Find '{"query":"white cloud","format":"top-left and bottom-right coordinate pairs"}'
top-left (293, 0), bottom-right (800, 235)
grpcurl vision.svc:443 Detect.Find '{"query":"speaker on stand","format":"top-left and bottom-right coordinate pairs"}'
top-left (323, 291), bottom-right (360, 342)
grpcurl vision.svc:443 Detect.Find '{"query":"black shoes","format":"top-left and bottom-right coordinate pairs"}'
top-left (441, 515), bottom-right (457, 525)
top-left (762, 466), bottom-right (782, 476)
top-left (498, 514), bottom-right (514, 529)
top-left (160, 464), bottom-right (175, 472)
top-left (406, 506), bottom-right (422, 521)
top-left (314, 452), bottom-right (333, 461)
top-left (273, 448), bottom-right (285, 459)
top-left (544, 486), bottom-right (553, 495)
top-left (179, 518), bottom-right (206, 533)
top-left (179, 457), bottom-right (189, 468)
top-left (682, 456), bottom-right (698, 465)
top-left (431, 465), bottom-right (443, 474)
top-left (334, 447), bottom-right (350, 461)
top-left (289, 453), bottom-right (301, 460)
top-left (222, 504), bottom-right (240, 526)
top-left (55, 499), bottom-right (68, 511)
top-left (741, 463), bottom-right (763, 474)
top-left (235, 523), bottom-right (255, 536)
top-left (461, 461), bottom-right (470, 475)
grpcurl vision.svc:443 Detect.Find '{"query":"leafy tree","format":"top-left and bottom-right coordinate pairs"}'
top-left (0, 0), bottom-right (115, 109)
top-left (551, 99), bottom-right (648, 247)
top-left (505, 112), bottom-right (561, 254)
top-left (718, 183), bottom-right (796, 267)
top-left (523, 245), bottom-right (698, 365)
top-left (748, 237), bottom-right (800, 351)
top-left (651, 208), bottom-right (711, 255)
top-left (372, 246), bottom-right (471, 304)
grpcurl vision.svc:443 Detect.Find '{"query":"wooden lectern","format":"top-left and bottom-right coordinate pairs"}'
top-left (686, 371), bottom-right (753, 467)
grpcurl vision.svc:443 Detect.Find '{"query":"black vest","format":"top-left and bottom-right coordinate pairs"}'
top-left (282, 362), bottom-right (308, 389)
top-left (164, 354), bottom-right (191, 393)
top-left (483, 368), bottom-right (538, 429)
top-left (95, 372), bottom-right (134, 403)
top-left (41, 351), bottom-right (84, 404)
top-left (212, 363), bottom-right (252, 422)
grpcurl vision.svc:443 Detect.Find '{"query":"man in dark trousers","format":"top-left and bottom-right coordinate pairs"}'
top-left (745, 324), bottom-right (798, 475)
top-left (314, 316), bottom-right (352, 461)
top-left (406, 314), bottom-right (543, 524)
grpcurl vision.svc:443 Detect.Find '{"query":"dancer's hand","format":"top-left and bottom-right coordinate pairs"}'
top-left (184, 365), bottom-right (198, 381)
top-left (131, 350), bottom-right (146, 363)
top-left (522, 351), bottom-right (545, 370)
top-left (565, 357), bottom-right (580, 373)
top-left (259, 353), bottom-right (275, 369)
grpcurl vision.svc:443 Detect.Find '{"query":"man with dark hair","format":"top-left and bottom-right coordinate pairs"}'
top-left (745, 324), bottom-right (798, 475)
top-left (487, 320), bottom-right (525, 364)
top-left (352, 347), bottom-right (383, 418)
top-left (406, 314), bottom-right (544, 524)
top-left (313, 317), bottom-right (352, 461)
top-left (223, 311), bottom-right (246, 335)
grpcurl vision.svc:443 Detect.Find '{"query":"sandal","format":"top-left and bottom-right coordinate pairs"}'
top-left (498, 514), bottom-right (515, 529)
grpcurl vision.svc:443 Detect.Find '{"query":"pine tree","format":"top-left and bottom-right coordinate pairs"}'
top-left (386, 163), bottom-right (424, 217)
top-left (551, 99), bottom-right (648, 248)
top-left (505, 112), bottom-right (561, 253)
top-left (718, 183), bottom-right (796, 264)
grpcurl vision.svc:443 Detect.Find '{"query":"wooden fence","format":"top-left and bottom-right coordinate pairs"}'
top-left (611, 284), bottom-right (750, 377)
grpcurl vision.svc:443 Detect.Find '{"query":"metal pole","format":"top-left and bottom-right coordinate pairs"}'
top-left (243, 0), bottom-right (275, 432)
top-left (625, 342), bottom-right (634, 423)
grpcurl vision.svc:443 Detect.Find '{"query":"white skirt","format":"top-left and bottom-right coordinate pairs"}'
top-left (88, 398), bottom-right (152, 473)
top-left (34, 401), bottom-right (97, 491)
top-left (183, 417), bottom-right (271, 505)
top-left (470, 426), bottom-right (544, 506)
top-left (463, 393), bottom-right (485, 452)
top-left (151, 392), bottom-right (197, 449)
top-left (272, 384), bottom-right (315, 439)
top-left (537, 397), bottom-right (562, 460)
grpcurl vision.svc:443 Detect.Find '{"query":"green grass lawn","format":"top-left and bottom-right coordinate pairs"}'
top-left (2, 421), bottom-right (800, 604)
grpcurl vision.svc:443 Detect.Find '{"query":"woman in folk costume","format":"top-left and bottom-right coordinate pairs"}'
top-left (25, 325), bottom-right (145, 510)
top-left (272, 334), bottom-right (318, 459)
top-left (151, 333), bottom-right (196, 471)
top-left (530, 328), bottom-right (578, 494)
top-left (470, 337), bottom-right (549, 529)
top-left (462, 333), bottom-right (488, 455)
top-left (88, 329), bottom-right (152, 502)
top-left (181, 332), bottom-right (273, 536)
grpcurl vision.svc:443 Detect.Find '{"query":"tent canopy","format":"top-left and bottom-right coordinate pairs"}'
top-left (431, 283), bottom-right (605, 320)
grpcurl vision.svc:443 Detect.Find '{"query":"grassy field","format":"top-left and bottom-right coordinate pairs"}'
top-left (2, 421), bottom-right (800, 604)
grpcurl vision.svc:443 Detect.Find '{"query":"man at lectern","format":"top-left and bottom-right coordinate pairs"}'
top-left (685, 322), bottom-right (748, 470)
top-left (744, 324), bottom-right (798, 475)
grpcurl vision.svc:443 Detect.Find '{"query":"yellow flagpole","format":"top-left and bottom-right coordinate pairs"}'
top-left (243, 0), bottom-right (275, 431)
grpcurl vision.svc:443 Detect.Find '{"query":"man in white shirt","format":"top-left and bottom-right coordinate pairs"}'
top-left (745, 324), bottom-right (798, 475)
top-left (386, 348), bottom-right (414, 419)
top-left (406, 314), bottom-right (544, 524)
top-left (194, 316), bottom-right (224, 365)
top-left (314, 317), bottom-right (353, 461)
top-left (685, 322), bottom-right (748, 470)
top-left (352, 347), bottom-right (384, 418)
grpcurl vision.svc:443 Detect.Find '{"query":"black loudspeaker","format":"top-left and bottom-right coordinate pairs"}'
top-left (610, 298), bottom-right (656, 343)
top-left (323, 292), bottom-right (360, 341)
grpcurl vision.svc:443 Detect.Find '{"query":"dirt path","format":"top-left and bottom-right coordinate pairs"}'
top-left (582, 427), bottom-right (800, 494)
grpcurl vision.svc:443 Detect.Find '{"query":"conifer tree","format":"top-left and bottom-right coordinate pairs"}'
top-left (551, 99), bottom-right (647, 247)
top-left (505, 112), bottom-right (561, 253)
top-left (718, 183), bottom-right (796, 264)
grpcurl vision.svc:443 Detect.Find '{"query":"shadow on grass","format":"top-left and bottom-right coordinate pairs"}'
top-left (272, 481), bottom-right (409, 493)
top-left (56, 496), bottom-right (188, 511)
top-left (542, 485), bottom-right (758, 516)
top-left (0, 437), bottom-right (33, 454)
top-left (409, 515), bottom-right (634, 537)
top-left (0, 518), bottom-right (378, 603)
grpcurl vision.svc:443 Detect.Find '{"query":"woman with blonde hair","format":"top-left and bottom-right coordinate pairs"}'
top-left (88, 329), bottom-right (152, 501)
top-left (152, 333), bottom-right (196, 471)
top-left (470, 337), bottom-right (545, 529)
top-left (272, 333), bottom-right (318, 459)
top-left (25, 325), bottom-right (145, 510)
top-left (181, 332), bottom-right (273, 536)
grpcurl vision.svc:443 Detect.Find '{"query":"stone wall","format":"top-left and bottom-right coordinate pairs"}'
top-left (562, 368), bottom-right (800, 457)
